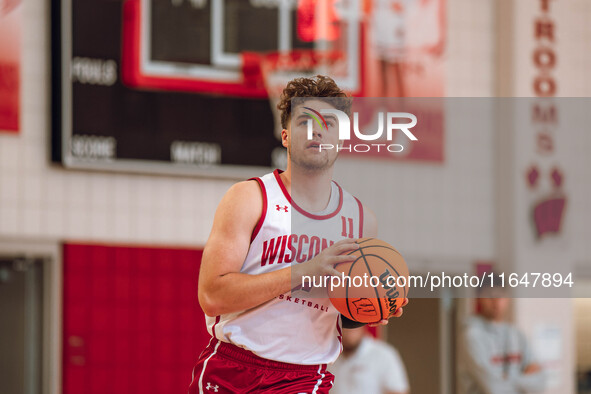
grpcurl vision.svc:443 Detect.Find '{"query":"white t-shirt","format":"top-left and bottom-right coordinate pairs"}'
top-left (458, 316), bottom-right (547, 394)
top-left (330, 336), bottom-right (409, 394)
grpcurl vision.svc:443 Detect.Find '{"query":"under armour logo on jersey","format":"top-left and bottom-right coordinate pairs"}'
top-left (276, 205), bottom-right (289, 212)
top-left (205, 382), bottom-right (219, 392)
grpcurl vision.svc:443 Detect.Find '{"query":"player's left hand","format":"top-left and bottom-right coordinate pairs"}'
top-left (368, 298), bottom-right (409, 327)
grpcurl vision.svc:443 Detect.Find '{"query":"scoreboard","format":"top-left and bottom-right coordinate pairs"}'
top-left (50, 0), bottom-right (303, 178)
top-left (51, 0), bottom-right (366, 177)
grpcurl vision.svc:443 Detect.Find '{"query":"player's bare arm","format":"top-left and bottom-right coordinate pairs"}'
top-left (199, 180), bottom-right (361, 317)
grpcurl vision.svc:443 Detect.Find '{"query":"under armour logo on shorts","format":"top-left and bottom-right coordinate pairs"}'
top-left (276, 205), bottom-right (289, 212)
top-left (206, 382), bottom-right (219, 392)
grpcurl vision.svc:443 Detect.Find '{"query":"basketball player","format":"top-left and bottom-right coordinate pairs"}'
top-left (188, 76), bottom-right (407, 393)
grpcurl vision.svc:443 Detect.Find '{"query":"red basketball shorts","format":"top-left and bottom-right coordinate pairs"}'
top-left (188, 338), bottom-right (335, 393)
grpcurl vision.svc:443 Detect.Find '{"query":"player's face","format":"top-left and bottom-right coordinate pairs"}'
top-left (283, 99), bottom-right (341, 172)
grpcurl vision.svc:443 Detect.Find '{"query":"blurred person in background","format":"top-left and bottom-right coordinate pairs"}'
top-left (458, 276), bottom-right (547, 393)
top-left (366, 0), bottom-right (408, 97)
top-left (330, 326), bottom-right (409, 394)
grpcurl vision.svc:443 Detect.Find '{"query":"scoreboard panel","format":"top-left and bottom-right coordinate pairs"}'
top-left (52, 0), bottom-right (337, 177)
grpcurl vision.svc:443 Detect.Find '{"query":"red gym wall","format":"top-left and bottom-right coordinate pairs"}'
top-left (62, 243), bottom-right (209, 394)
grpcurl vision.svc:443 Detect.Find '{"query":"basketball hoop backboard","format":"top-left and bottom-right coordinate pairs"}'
top-left (121, 0), bottom-right (364, 98)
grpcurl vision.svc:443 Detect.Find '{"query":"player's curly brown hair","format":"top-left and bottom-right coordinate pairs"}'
top-left (277, 75), bottom-right (352, 129)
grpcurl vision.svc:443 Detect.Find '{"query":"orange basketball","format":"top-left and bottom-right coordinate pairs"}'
top-left (328, 238), bottom-right (409, 324)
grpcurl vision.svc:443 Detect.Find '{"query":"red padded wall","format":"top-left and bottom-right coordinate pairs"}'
top-left (63, 243), bottom-right (209, 394)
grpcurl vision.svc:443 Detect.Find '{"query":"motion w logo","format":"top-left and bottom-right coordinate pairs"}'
top-left (352, 298), bottom-right (378, 316)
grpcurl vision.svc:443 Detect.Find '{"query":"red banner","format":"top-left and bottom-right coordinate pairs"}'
top-left (0, 0), bottom-right (21, 132)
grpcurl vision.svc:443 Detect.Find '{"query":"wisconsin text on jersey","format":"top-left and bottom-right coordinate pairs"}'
top-left (261, 234), bottom-right (338, 266)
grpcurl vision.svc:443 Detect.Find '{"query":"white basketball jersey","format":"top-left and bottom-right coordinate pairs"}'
top-left (205, 169), bottom-right (364, 365)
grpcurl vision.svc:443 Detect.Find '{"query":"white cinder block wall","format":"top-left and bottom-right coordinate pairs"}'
top-left (558, 0), bottom-right (591, 266)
